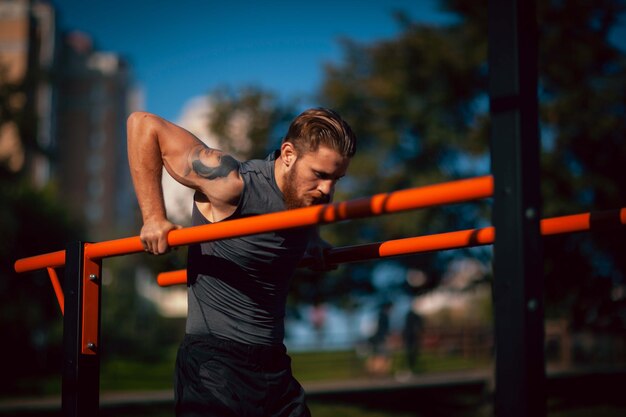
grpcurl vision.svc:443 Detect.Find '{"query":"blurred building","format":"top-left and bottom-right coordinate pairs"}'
top-left (0, 0), bottom-right (56, 185)
top-left (55, 30), bottom-right (140, 240)
top-left (0, 0), bottom-right (141, 240)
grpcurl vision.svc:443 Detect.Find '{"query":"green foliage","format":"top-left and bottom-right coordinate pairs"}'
top-left (1, 60), bottom-right (87, 396)
top-left (317, 1), bottom-right (626, 329)
top-left (194, 0), bottom-right (626, 340)
top-left (6, 4), bottom-right (620, 398)
top-left (100, 354), bottom-right (177, 391)
top-left (0, 56), bottom-right (185, 391)
top-left (100, 256), bottom-right (186, 362)
top-left (202, 4), bottom-right (626, 326)
top-left (208, 85), bottom-right (298, 159)
top-left (535, 0), bottom-right (626, 328)
top-left (0, 181), bottom-right (84, 395)
top-left (307, 404), bottom-right (415, 417)
top-left (318, 5), bottom-right (493, 295)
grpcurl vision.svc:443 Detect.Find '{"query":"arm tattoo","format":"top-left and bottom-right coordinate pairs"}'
top-left (192, 154), bottom-right (240, 180)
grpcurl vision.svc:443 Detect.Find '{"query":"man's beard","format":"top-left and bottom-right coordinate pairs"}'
top-left (283, 168), bottom-right (305, 209)
top-left (283, 168), bottom-right (330, 209)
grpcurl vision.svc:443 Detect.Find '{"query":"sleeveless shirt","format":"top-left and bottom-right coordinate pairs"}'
top-left (186, 151), bottom-right (314, 345)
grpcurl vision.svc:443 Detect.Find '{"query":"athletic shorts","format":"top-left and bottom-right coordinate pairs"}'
top-left (174, 333), bottom-right (311, 417)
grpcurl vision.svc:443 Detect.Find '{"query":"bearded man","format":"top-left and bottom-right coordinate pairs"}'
top-left (127, 107), bottom-right (356, 417)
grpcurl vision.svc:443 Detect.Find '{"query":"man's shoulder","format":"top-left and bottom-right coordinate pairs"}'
top-left (240, 158), bottom-right (267, 172)
top-left (240, 154), bottom-right (275, 179)
top-left (237, 154), bottom-right (284, 214)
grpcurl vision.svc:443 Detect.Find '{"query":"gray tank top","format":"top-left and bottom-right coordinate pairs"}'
top-left (186, 151), bottom-right (314, 345)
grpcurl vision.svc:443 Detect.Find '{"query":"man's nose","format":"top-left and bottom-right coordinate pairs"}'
top-left (318, 179), bottom-right (334, 196)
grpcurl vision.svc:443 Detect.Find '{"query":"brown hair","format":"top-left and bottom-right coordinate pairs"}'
top-left (283, 108), bottom-right (357, 158)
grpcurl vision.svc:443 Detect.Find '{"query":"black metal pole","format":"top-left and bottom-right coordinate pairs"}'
top-left (488, 0), bottom-right (545, 416)
top-left (62, 241), bottom-right (101, 416)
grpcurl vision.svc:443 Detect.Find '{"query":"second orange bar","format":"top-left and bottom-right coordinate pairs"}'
top-left (157, 207), bottom-right (626, 287)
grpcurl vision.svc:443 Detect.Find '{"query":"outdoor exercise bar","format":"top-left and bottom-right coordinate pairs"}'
top-left (15, 175), bottom-right (494, 274)
top-left (156, 207), bottom-right (626, 287)
top-left (15, 174), bottom-right (494, 331)
top-left (47, 267), bottom-right (64, 314)
top-left (12, 169), bottom-right (625, 417)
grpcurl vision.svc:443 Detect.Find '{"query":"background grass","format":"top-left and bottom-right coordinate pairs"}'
top-left (4, 349), bottom-right (626, 417)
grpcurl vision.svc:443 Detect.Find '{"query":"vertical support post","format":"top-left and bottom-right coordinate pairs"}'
top-left (488, 0), bottom-right (545, 416)
top-left (62, 241), bottom-right (101, 416)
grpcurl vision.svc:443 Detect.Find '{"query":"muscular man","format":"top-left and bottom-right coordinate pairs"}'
top-left (127, 108), bottom-right (356, 416)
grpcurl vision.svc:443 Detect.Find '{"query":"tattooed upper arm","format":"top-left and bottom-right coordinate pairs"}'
top-left (191, 154), bottom-right (240, 180)
top-left (146, 119), bottom-right (242, 217)
top-left (188, 146), bottom-right (240, 178)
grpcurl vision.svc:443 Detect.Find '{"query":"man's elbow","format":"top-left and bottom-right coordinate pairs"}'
top-left (127, 111), bottom-right (160, 143)
top-left (127, 111), bottom-right (152, 131)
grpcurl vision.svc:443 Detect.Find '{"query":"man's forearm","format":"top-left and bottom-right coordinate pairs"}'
top-left (127, 112), bottom-right (168, 223)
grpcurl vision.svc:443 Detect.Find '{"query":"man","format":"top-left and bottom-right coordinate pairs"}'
top-left (403, 297), bottom-right (424, 374)
top-left (127, 107), bottom-right (356, 416)
top-left (367, 301), bottom-right (393, 375)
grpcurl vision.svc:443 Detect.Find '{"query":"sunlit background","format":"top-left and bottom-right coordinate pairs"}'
top-left (1, 0), bottom-right (626, 415)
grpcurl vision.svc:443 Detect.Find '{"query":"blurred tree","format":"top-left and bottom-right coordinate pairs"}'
top-left (190, 2), bottom-right (626, 335)
top-left (1, 62), bottom-right (86, 394)
top-left (2, 58), bottom-right (182, 389)
top-left (318, 3), bottom-right (492, 296)
top-left (0, 183), bottom-right (84, 395)
top-left (208, 85), bottom-right (298, 159)
top-left (535, 0), bottom-right (626, 332)
top-left (318, 0), bottom-right (626, 332)
top-left (100, 255), bottom-right (186, 363)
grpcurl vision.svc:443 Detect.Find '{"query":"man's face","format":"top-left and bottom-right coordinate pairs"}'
top-left (283, 145), bottom-right (350, 209)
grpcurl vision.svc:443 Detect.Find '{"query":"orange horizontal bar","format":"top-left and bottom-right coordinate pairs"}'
top-left (157, 270), bottom-right (186, 287)
top-left (322, 227), bottom-right (495, 266)
top-left (16, 175), bottom-right (494, 271)
top-left (92, 175), bottom-right (493, 260)
top-left (157, 227), bottom-right (496, 287)
top-left (14, 250), bottom-right (66, 274)
top-left (322, 207), bottom-right (626, 265)
top-left (84, 237), bottom-right (144, 261)
top-left (156, 207), bottom-right (626, 287)
top-left (540, 207), bottom-right (626, 235)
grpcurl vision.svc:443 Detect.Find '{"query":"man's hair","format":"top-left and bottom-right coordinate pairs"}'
top-left (283, 108), bottom-right (357, 158)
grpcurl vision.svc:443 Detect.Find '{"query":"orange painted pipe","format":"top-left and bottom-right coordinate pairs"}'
top-left (540, 208), bottom-right (626, 235)
top-left (47, 267), bottom-right (64, 315)
top-left (16, 175), bottom-right (494, 271)
top-left (84, 237), bottom-right (144, 261)
top-left (157, 228), bottom-right (496, 286)
top-left (14, 250), bottom-right (65, 274)
top-left (156, 207), bottom-right (626, 287)
top-left (321, 207), bottom-right (626, 265)
top-left (91, 175), bottom-right (493, 260)
top-left (157, 270), bottom-right (187, 287)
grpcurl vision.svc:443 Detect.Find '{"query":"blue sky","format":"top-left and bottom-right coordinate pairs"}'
top-left (51, 0), bottom-right (455, 121)
top-left (51, 1), bottom-right (626, 122)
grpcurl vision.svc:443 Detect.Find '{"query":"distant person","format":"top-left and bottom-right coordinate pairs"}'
top-left (367, 301), bottom-right (393, 375)
top-left (310, 299), bottom-right (327, 348)
top-left (403, 297), bottom-right (424, 373)
top-left (127, 108), bottom-right (357, 416)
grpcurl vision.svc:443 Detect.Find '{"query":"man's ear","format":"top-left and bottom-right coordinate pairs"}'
top-left (280, 142), bottom-right (298, 167)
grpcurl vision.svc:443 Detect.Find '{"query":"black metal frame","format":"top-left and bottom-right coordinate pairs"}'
top-left (488, 0), bottom-right (545, 416)
top-left (62, 241), bottom-right (101, 416)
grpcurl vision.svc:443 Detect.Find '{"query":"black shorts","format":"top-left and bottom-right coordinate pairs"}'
top-left (174, 333), bottom-right (311, 417)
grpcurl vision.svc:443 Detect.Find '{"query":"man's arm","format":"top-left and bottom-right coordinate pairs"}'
top-left (126, 111), bottom-right (243, 254)
top-left (305, 228), bottom-right (337, 271)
